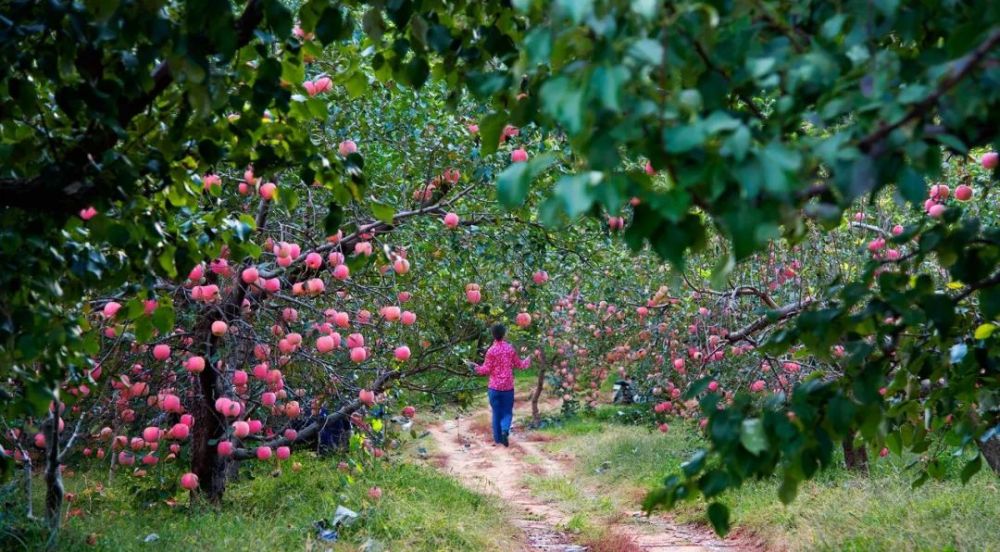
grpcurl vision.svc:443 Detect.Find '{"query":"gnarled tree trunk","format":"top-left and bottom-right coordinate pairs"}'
top-left (530, 355), bottom-right (548, 427)
top-left (978, 434), bottom-right (1000, 475)
top-left (842, 429), bottom-right (869, 473)
top-left (44, 406), bottom-right (63, 534)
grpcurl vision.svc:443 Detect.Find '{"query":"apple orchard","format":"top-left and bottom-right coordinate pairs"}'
top-left (1, 0), bottom-right (1000, 543)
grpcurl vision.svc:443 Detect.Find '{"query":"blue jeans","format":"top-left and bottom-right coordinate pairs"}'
top-left (487, 388), bottom-right (515, 443)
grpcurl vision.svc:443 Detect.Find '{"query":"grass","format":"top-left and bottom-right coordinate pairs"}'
top-left (536, 412), bottom-right (1000, 551)
top-left (1, 454), bottom-right (516, 552)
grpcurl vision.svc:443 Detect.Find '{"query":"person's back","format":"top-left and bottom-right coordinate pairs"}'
top-left (473, 323), bottom-right (531, 446)
top-left (477, 340), bottom-right (527, 391)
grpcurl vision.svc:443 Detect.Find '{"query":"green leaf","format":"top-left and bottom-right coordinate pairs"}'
top-left (778, 475), bottom-right (799, 504)
top-left (949, 343), bottom-right (967, 364)
top-left (591, 65), bottom-right (629, 112)
top-left (706, 502), bottom-right (730, 536)
top-left (371, 203), bottom-right (395, 224)
top-left (315, 6), bottom-right (351, 44)
top-left (740, 418), bottom-right (769, 455)
top-left (628, 39), bottom-right (664, 65)
top-left (898, 167), bottom-right (927, 205)
top-left (479, 112), bottom-right (507, 157)
top-left (981, 287), bottom-right (1000, 319)
top-left (496, 163), bottom-right (530, 209)
top-left (496, 154), bottom-right (556, 208)
top-left (960, 455), bottom-right (982, 484)
top-left (974, 323), bottom-right (996, 340)
top-left (556, 0), bottom-right (594, 23)
top-left (152, 305), bottom-right (175, 334)
top-left (540, 76), bottom-right (586, 135)
top-left (324, 202), bottom-right (344, 235)
top-left (663, 123), bottom-right (706, 153)
top-left (403, 57), bottom-right (430, 89)
top-left (157, 247), bottom-right (177, 278)
top-left (681, 450), bottom-right (707, 477)
top-left (262, 0), bottom-right (293, 38)
top-left (553, 173), bottom-right (597, 217)
top-left (886, 432), bottom-right (902, 456)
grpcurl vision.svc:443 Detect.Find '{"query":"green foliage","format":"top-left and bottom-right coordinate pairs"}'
top-left (541, 417), bottom-right (1000, 551)
top-left (0, 0), bottom-right (999, 537)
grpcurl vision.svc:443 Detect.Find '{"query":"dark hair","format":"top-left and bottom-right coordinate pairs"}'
top-left (491, 323), bottom-right (507, 341)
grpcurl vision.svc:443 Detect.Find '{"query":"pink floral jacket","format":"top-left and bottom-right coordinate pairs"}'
top-left (475, 340), bottom-right (531, 391)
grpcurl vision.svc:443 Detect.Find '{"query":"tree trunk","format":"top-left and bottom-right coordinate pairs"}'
top-left (190, 199), bottom-right (269, 503)
top-left (44, 406), bottom-right (63, 535)
top-left (842, 429), bottom-right (869, 473)
top-left (23, 455), bottom-right (34, 519)
top-left (191, 343), bottom-right (228, 504)
top-left (530, 356), bottom-right (547, 427)
top-left (978, 434), bottom-right (1000, 475)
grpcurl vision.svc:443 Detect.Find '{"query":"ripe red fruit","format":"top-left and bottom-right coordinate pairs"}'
top-left (305, 252), bottom-right (323, 269)
top-left (180, 472), bottom-right (199, 490)
top-left (927, 204), bottom-right (946, 218)
top-left (402, 406), bottom-right (416, 418)
top-left (359, 389), bottom-right (376, 406)
top-left (316, 335), bottom-right (336, 353)
top-left (185, 356), bottom-right (205, 373)
top-left (102, 302), bottom-right (122, 318)
top-left (152, 344), bottom-right (171, 361)
top-left (211, 321), bottom-right (228, 336)
top-left (241, 267), bottom-right (259, 284)
top-left (232, 421), bottom-right (250, 439)
top-left (169, 423), bottom-right (190, 440)
top-left (929, 183), bottom-right (950, 200)
top-left (393, 258), bottom-right (410, 274)
top-left (338, 140), bottom-right (358, 156)
top-left (443, 212), bottom-right (460, 228)
top-left (259, 182), bottom-right (277, 200)
top-left (202, 174), bottom-right (221, 192)
top-left (982, 151), bottom-right (998, 169)
top-left (955, 184), bottom-right (973, 201)
top-left (394, 345), bottom-right (411, 361)
top-left (368, 486), bottom-right (383, 500)
top-left (511, 149), bottom-right (528, 163)
top-left (218, 441), bottom-right (234, 456)
top-left (142, 427), bottom-right (160, 442)
top-left (516, 312), bottom-right (532, 328)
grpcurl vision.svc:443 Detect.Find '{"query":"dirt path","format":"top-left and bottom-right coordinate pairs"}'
top-left (425, 395), bottom-right (746, 552)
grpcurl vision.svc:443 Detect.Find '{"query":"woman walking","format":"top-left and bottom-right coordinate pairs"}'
top-left (473, 323), bottom-right (532, 446)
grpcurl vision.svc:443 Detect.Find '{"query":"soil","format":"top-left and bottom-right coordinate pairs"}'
top-left (424, 393), bottom-right (754, 552)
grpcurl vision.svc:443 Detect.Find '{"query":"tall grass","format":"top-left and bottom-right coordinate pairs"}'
top-left (2, 454), bottom-right (516, 551)
top-left (538, 413), bottom-right (1000, 551)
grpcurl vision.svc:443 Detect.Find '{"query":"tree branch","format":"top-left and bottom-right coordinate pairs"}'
top-left (725, 298), bottom-right (816, 343)
top-left (858, 27), bottom-right (1000, 154)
